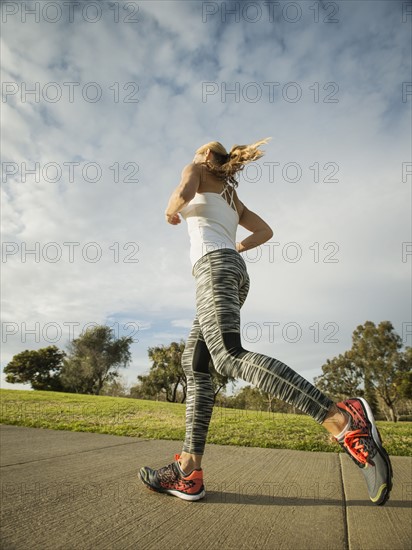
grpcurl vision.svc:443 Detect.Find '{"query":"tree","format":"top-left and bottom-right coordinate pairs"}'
top-left (232, 385), bottom-right (267, 411)
top-left (135, 341), bottom-right (187, 402)
top-left (4, 346), bottom-right (65, 391)
top-left (351, 321), bottom-right (411, 422)
top-left (100, 374), bottom-right (131, 397)
top-left (315, 321), bottom-right (412, 421)
top-left (395, 360), bottom-right (412, 400)
top-left (314, 352), bottom-right (364, 402)
top-left (59, 325), bottom-right (133, 395)
top-left (228, 385), bottom-right (299, 414)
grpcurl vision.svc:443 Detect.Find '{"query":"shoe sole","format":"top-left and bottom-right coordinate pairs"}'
top-left (139, 469), bottom-right (206, 501)
top-left (358, 397), bottom-right (393, 505)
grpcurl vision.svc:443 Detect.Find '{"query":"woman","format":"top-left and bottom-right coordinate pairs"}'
top-left (139, 139), bottom-right (392, 506)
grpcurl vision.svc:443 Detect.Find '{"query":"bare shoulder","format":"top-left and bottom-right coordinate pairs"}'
top-left (177, 162), bottom-right (202, 199)
top-left (179, 162), bottom-right (202, 186)
top-left (181, 162), bottom-right (202, 177)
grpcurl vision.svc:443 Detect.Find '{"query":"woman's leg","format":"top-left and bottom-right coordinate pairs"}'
top-left (194, 249), bottom-right (335, 424)
top-left (179, 274), bottom-right (251, 473)
top-left (180, 316), bottom-right (214, 470)
top-left (141, 248), bottom-right (391, 505)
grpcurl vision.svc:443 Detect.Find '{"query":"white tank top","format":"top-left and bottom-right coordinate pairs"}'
top-left (180, 185), bottom-right (239, 268)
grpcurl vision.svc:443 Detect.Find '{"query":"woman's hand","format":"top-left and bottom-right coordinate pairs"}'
top-left (165, 213), bottom-right (181, 225)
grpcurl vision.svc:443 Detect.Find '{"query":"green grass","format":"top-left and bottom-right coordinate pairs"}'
top-left (1, 389), bottom-right (411, 456)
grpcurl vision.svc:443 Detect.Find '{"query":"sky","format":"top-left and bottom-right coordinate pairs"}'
top-left (1, 0), bottom-right (411, 394)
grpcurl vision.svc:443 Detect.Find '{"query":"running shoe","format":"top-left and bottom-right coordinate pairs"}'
top-left (336, 397), bottom-right (393, 505)
top-left (139, 454), bottom-right (205, 501)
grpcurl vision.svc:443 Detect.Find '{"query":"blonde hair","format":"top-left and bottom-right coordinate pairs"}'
top-left (196, 137), bottom-right (271, 187)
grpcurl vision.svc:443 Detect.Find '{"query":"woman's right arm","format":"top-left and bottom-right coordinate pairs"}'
top-left (165, 163), bottom-right (201, 224)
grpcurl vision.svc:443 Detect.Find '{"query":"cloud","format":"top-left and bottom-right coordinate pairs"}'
top-left (1, 0), bottom-right (410, 394)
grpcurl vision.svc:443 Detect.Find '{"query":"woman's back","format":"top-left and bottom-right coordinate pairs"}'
top-left (180, 167), bottom-right (239, 268)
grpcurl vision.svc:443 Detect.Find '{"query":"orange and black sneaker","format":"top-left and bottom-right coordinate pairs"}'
top-left (139, 454), bottom-right (205, 501)
top-left (336, 398), bottom-right (393, 506)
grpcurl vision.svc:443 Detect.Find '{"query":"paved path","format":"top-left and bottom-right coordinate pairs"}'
top-left (1, 424), bottom-right (411, 550)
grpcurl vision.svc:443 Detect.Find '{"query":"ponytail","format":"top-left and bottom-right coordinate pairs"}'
top-left (197, 138), bottom-right (271, 187)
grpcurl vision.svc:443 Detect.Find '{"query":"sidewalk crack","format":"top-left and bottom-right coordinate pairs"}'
top-left (1, 439), bottom-right (145, 467)
top-left (338, 453), bottom-right (350, 550)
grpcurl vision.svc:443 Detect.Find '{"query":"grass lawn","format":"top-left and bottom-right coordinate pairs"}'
top-left (1, 389), bottom-right (411, 456)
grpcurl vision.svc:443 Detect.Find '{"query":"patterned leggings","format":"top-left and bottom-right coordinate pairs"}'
top-left (181, 248), bottom-right (333, 455)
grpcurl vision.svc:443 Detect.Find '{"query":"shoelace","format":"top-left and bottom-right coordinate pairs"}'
top-left (343, 429), bottom-right (369, 464)
top-left (157, 455), bottom-right (184, 482)
top-left (157, 461), bottom-right (179, 483)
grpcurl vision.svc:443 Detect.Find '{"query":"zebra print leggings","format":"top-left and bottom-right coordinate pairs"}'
top-left (181, 248), bottom-right (333, 455)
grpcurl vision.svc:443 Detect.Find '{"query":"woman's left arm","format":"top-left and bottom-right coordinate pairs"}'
top-left (234, 192), bottom-right (273, 252)
top-left (165, 163), bottom-right (201, 225)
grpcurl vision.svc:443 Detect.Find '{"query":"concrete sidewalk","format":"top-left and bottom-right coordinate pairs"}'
top-left (0, 424), bottom-right (411, 550)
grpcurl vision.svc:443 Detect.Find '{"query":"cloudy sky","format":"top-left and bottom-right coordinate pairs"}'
top-left (1, 0), bottom-right (411, 393)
